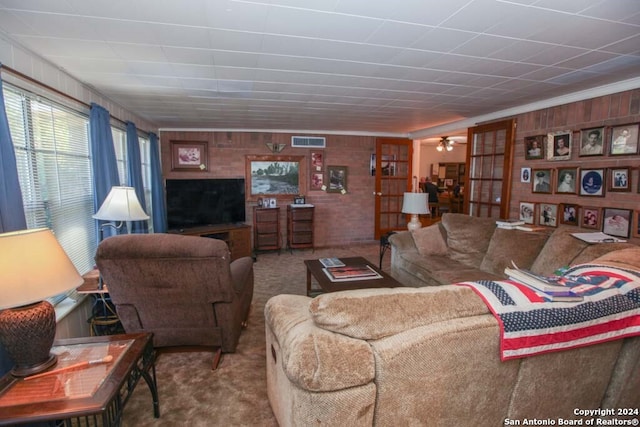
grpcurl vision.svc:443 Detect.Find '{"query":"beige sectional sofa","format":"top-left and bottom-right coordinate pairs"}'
top-left (389, 213), bottom-right (638, 287)
top-left (265, 247), bottom-right (640, 426)
top-left (265, 213), bottom-right (640, 426)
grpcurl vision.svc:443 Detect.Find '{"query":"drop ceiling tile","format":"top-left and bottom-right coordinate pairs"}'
top-left (410, 28), bottom-right (476, 52)
top-left (365, 21), bottom-right (430, 47)
top-left (162, 47), bottom-right (214, 66)
top-left (111, 43), bottom-right (167, 62)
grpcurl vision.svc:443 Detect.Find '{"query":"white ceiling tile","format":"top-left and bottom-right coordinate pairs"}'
top-left (0, 0), bottom-right (637, 134)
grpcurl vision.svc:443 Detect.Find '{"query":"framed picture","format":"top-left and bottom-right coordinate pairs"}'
top-left (370, 154), bottom-right (395, 176)
top-left (327, 166), bottom-right (348, 193)
top-left (608, 167), bottom-right (631, 192)
top-left (539, 203), bottom-right (558, 227)
top-left (555, 167), bottom-right (578, 194)
top-left (602, 208), bottom-right (632, 238)
top-left (520, 167), bottom-right (531, 183)
top-left (559, 203), bottom-right (579, 226)
top-left (170, 141), bottom-right (208, 171)
top-left (609, 123), bottom-right (639, 156)
top-left (546, 130), bottom-right (572, 160)
top-left (581, 206), bottom-right (602, 230)
top-left (579, 127), bottom-right (605, 156)
top-left (293, 196), bottom-right (306, 204)
top-left (311, 151), bottom-right (324, 171)
top-left (524, 135), bottom-right (545, 160)
top-left (245, 155), bottom-right (306, 201)
top-left (532, 169), bottom-right (552, 193)
top-left (310, 172), bottom-right (324, 190)
top-left (519, 202), bottom-right (535, 224)
top-left (633, 211), bottom-right (640, 238)
top-left (579, 168), bottom-right (605, 197)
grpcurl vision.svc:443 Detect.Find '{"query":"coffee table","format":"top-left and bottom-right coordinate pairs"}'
top-left (0, 333), bottom-right (159, 426)
top-left (305, 256), bottom-right (402, 296)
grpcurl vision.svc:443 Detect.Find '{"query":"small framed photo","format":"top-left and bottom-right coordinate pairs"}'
top-left (581, 206), bottom-right (602, 230)
top-left (310, 172), bottom-right (324, 190)
top-left (532, 169), bottom-right (552, 193)
top-left (293, 195), bottom-right (306, 204)
top-left (579, 168), bottom-right (605, 197)
top-left (579, 127), bottom-right (605, 157)
top-left (521, 167), bottom-right (531, 183)
top-left (633, 211), bottom-right (640, 238)
top-left (608, 167), bottom-right (631, 192)
top-left (546, 130), bottom-right (572, 160)
top-left (539, 203), bottom-right (558, 227)
top-left (311, 151), bottom-right (324, 171)
top-left (556, 167), bottom-right (578, 194)
top-left (524, 135), bottom-right (545, 160)
top-left (602, 208), bottom-right (632, 239)
top-left (559, 203), bottom-right (579, 226)
top-left (171, 141), bottom-right (208, 171)
top-left (327, 166), bottom-right (348, 193)
top-left (609, 123), bottom-right (639, 156)
top-left (519, 202), bottom-right (535, 224)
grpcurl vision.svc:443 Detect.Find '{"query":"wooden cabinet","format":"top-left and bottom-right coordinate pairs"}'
top-left (253, 207), bottom-right (281, 253)
top-left (287, 205), bottom-right (314, 251)
top-left (438, 162), bottom-right (465, 188)
top-left (168, 224), bottom-right (251, 261)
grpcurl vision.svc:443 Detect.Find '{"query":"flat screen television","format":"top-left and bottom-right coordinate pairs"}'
top-left (166, 178), bottom-right (246, 230)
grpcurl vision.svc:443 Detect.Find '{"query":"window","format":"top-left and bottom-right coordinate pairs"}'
top-left (139, 136), bottom-right (154, 233)
top-left (4, 84), bottom-right (97, 278)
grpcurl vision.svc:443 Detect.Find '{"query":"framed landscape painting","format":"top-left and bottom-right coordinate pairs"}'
top-left (245, 155), bottom-right (306, 201)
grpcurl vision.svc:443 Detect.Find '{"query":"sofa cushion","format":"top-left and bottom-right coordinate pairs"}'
top-left (529, 226), bottom-right (589, 276)
top-left (441, 214), bottom-right (496, 268)
top-left (309, 286), bottom-right (490, 340)
top-left (590, 247), bottom-right (640, 272)
top-left (412, 223), bottom-right (448, 256)
top-left (479, 228), bottom-right (550, 276)
top-left (572, 243), bottom-right (639, 267)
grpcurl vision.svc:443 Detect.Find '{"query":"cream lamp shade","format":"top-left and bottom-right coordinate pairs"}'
top-left (0, 228), bottom-right (83, 309)
top-left (401, 192), bottom-right (429, 231)
top-left (0, 228), bottom-right (83, 376)
top-left (93, 186), bottom-right (149, 221)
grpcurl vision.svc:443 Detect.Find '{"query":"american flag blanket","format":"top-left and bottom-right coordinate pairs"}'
top-left (456, 264), bottom-right (640, 360)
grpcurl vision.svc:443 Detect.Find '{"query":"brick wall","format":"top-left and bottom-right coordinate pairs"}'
top-left (160, 130), bottom-right (378, 248)
top-left (510, 88), bottom-right (640, 244)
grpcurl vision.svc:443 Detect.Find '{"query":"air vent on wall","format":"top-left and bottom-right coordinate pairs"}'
top-left (291, 136), bottom-right (326, 148)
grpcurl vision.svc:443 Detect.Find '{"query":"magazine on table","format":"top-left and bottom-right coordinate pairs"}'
top-left (322, 265), bottom-right (383, 282)
top-left (319, 257), bottom-right (346, 268)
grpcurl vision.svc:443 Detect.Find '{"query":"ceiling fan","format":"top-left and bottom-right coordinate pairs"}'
top-left (436, 136), bottom-right (454, 152)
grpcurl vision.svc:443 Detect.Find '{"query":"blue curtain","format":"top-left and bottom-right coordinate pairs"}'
top-left (149, 132), bottom-right (167, 233)
top-left (0, 72), bottom-right (26, 376)
top-left (125, 121), bottom-right (148, 233)
top-left (89, 103), bottom-right (120, 239)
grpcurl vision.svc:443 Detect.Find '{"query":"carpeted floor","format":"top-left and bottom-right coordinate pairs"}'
top-left (122, 242), bottom-right (389, 426)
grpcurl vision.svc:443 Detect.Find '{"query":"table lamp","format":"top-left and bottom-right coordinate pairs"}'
top-left (0, 228), bottom-right (83, 376)
top-left (93, 186), bottom-right (149, 236)
top-left (401, 192), bottom-right (429, 231)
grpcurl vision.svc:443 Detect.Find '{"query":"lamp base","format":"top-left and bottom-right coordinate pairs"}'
top-left (0, 301), bottom-right (58, 377)
top-left (407, 214), bottom-right (423, 231)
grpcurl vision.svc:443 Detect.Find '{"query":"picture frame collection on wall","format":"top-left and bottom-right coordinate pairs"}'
top-left (519, 123), bottom-right (639, 239)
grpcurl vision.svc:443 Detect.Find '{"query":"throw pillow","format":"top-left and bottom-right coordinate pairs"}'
top-left (479, 228), bottom-right (550, 276)
top-left (412, 223), bottom-right (448, 256)
top-left (441, 214), bottom-right (496, 268)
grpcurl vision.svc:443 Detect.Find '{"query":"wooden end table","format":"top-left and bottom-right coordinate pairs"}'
top-left (0, 333), bottom-right (159, 426)
top-left (305, 256), bottom-right (403, 296)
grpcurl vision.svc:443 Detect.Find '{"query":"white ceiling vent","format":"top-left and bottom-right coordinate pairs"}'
top-left (291, 136), bottom-right (326, 148)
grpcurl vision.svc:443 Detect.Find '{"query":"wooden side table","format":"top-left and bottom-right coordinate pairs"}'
top-left (0, 333), bottom-right (159, 426)
top-left (78, 269), bottom-right (123, 336)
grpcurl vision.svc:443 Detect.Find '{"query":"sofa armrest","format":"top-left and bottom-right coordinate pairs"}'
top-left (388, 230), bottom-right (418, 254)
top-left (265, 294), bottom-right (375, 392)
top-left (230, 256), bottom-right (254, 294)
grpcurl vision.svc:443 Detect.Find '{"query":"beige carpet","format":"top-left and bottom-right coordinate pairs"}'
top-left (122, 242), bottom-right (389, 426)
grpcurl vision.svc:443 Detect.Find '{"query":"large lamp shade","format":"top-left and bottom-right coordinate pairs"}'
top-left (0, 228), bottom-right (83, 376)
top-left (93, 186), bottom-right (149, 222)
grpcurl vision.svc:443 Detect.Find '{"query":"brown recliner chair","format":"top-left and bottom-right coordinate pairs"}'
top-left (95, 233), bottom-right (254, 369)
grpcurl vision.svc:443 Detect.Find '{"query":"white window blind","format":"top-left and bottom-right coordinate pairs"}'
top-left (139, 136), bottom-right (154, 233)
top-left (111, 127), bottom-right (127, 185)
top-left (4, 84), bottom-right (97, 277)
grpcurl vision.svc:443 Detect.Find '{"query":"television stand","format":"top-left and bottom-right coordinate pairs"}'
top-left (168, 223), bottom-right (251, 261)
